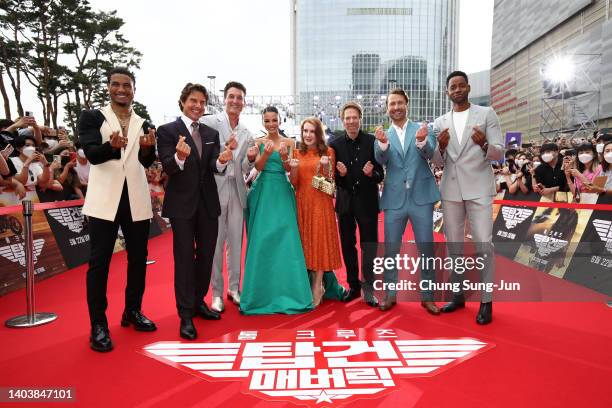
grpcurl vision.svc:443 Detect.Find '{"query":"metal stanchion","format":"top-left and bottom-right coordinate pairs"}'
top-left (5, 200), bottom-right (57, 328)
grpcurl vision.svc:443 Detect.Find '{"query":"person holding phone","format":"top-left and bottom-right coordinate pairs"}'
top-left (9, 135), bottom-right (51, 190)
top-left (78, 67), bottom-right (158, 352)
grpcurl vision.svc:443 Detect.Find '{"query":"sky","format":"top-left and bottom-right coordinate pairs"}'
top-left (5, 0), bottom-right (494, 126)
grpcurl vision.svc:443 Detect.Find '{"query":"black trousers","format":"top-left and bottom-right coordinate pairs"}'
top-left (86, 182), bottom-right (150, 327)
top-left (337, 197), bottom-right (379, 291)
top-left (170, 198), bottom-right (218, 319)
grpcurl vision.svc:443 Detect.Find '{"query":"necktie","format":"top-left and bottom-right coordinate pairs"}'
top-left (191, 122), bottom-right (202, 157)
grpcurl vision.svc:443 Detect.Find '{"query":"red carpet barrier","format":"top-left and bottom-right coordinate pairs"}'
top-left (0, 191), bottom-right (169, 296)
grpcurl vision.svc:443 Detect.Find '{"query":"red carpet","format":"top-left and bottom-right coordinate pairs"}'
top-left (0, 231), bottom-right (611, 407)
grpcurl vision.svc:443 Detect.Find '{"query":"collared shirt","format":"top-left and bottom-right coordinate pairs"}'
top-left (534, 158), bottom-right (568, 191)
top-left (344, 132), bottom-right (363, 191)
top-left (175, 115), bottom-right (227, 172)
top-left (391, 120), bottom-right (409, 151)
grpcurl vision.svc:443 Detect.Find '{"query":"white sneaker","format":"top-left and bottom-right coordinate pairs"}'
top-left (211, 296), bottom-right (224, 313)
top-left (227, 290), bottom-right (241, 305)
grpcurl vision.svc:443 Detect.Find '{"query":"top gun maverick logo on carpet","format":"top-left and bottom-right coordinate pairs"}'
top-left (47, 207), bottom-right (86, 233)
top-left (142, 329), bottom-right (494, 406)
top-left (501, 207), bottom-right (533, 229)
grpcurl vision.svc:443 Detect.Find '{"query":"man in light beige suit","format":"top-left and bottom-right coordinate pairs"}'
top-left (201, 81), bottom-right (258, 312)
top-left (432, 70), bottom-right (504, 325)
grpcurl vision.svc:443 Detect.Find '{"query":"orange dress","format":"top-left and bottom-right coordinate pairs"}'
top-left (292, 147), bottom-right (342, 271)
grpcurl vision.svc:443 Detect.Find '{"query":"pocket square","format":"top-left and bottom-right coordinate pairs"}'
top-left (205, 141), bottom-right (214, 145)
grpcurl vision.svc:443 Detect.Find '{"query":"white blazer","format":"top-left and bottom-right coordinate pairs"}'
top-left (82, 105), bottom-right (153, 222)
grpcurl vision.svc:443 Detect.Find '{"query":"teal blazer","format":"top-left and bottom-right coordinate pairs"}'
top-left (374, 121), bottom-right (440, 209)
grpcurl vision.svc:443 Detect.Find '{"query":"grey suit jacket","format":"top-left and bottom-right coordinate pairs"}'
top-left (432, 104), bottom-right (504, 201)
top-left (201, 112), bottom-right (255, 208)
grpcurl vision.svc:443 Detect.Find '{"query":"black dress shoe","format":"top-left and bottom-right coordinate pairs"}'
top-left (121, 310), bottom-right (157, 332)
top-left (342, 287), bottom-right (361, 303)
top-left (90, 324), bottom-right (113, 352)
top-left (440, 294), bottom-right (466, 313)
top-left (476, 302), bottom-right (493, 325)
top-left (196, 303), bottom-right (221, 320)
top-left (180, 318), bottom-right (197, 340)
top-left (421, 301), bottom-right (441, 315)
top-left (379, 296), bottom-right (397, 312)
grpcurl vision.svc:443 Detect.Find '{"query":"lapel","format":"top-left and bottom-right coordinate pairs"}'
top-left (176, 118), bottom-right (202, 161)
top-left (100, 105), bottom-right (144, 163)
top-left (404, 121), bottom-right (415, 155)
top-left (386, 126), bottom-right (403, 158)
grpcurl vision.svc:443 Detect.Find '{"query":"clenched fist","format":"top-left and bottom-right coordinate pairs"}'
top-left (374, 126), bottom-right (388, 144)
top-left (219, 148), bottom-right (233, 164)
top-left (336, 161), bottom-right (347, 177)
top-left (363, 160), bottom-right (374, 177)
top-left (437, 128), bottom-right (450, 151)
top-left (263, 140), bottom-right (274, 155)
top-left (247, 145), bottom-right (258, 162)
top-left (139, 128), bottom-right (156, 147)
top-left (416, 122), bottom-right (428, 142)
top-left (176, 135), bottom-right (191, 161)
top-left (110, 131), bottom-right (128, 149)
top-left (226, 132), bottom-right (238, 150)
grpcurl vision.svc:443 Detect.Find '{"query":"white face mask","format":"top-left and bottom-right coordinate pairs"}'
top-left (596, 143), bottom-right (604, 153)
top-left (515, 159), bottom-right (526, 168)
top-left (604, 152), bottom-right (612, 164)
top-left (45, 138), bottom-right (58, 149)
top-left (541, 152), bottom-right (554, 163)
top-left (22, 146), bottom-right (36, 158)
top-left (532, 161), bottom-right (541, 168)
top-left (578, 153), bottom-right (593, 164)
top-left (77, 148), bottom-right (86, 159)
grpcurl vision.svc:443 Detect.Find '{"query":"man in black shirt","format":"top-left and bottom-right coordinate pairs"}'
top-left (329, 102), bottom-right (384, 306)
top-left (534, 142), bottom-right (569, 195)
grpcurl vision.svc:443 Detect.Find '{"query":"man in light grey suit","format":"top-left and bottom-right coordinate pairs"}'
top-left (201, 81), bottom-right (258, 312)
top-left (432, 71), bottom-right (504, 325)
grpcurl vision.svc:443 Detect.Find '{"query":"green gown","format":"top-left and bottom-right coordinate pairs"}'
top-left (240, 148), bottom-right (313, 315)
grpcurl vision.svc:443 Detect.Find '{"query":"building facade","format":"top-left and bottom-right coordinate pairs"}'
top-left (291, 0), bottom-right (459, 130)
top-left (491, 0), bottom-right (612, 142)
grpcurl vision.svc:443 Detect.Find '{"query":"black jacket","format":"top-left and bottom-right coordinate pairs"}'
top-left (329, 130), bottom-right (384, 215)
top-left (157, 118), bottom-right (221, 219)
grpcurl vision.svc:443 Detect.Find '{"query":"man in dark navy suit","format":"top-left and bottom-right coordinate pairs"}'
top-left (157, 83), bottom-right (233, 340)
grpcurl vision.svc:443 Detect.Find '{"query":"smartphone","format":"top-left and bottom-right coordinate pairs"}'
top-left (25, 111), bottom-right (33, 117)
top-left (53, 155), bottom-right (61, 166)
top-left (69, 151), bottom-right (77, 162)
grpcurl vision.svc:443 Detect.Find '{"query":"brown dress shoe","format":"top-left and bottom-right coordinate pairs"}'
top-left (379, 296), bottom-right (397, 311)
top-left (421, 301), bottom-right (440, 315)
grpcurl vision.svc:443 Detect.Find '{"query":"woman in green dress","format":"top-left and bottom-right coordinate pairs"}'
top-left (240, 106), bottom-right (313, 315)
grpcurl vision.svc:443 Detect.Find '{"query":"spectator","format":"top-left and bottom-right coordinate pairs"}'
top-left (567, 143), bottom-right (602, 198)
top-left (10, 135), bottom-right (50, 190)
top-left (599, 140), bottom-right (612, 194)
top-left (74, 144), bottom-right (90, 192)
top-left (534, 142), bottom-right (568, 195)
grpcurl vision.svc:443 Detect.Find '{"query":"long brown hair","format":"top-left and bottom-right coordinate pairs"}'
top-left (299, 117), bottom-right (327, 156)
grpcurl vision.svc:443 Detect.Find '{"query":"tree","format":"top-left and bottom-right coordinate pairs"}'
top-left (133, 101), bottom-right (150, 121)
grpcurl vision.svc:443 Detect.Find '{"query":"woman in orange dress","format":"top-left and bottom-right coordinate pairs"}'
top-left (288, 117), bottom-right (342, 306)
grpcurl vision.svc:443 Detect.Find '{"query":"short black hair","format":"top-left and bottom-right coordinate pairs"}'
top-left (106, 67), bottom-right (136, 85)
top-left (540, 142), bottom-right (559, 152)
top-left (0, 119), bottom-right (13, 130)
top-left (446, 70), bottom-right (468, 87)
top-left (224, 81), bottom-right (246, 98)
top-left (14, 134), bottom-right (36, 148)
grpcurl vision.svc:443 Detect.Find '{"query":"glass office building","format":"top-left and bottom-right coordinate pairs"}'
top-left (291, 0), bottom-right (459, 130)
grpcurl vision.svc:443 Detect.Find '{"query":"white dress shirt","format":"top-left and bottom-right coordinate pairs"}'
top-left (175, 114), bottom-right (227, 172)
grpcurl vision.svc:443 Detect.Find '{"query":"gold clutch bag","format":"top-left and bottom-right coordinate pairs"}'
top-left (311, 159), bottom-right (335, 196)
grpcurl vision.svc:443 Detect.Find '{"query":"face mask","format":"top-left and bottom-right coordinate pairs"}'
top-left (22, 146), bottom-right (35, 157)
top-left (533, 161), bottom-right (541, 168)
top-left (605, 152), bottom-right (612, 164)
top-left (541, 152), bottom-right (554, 163)
top-left (578, 153), bottom-right (593, 164)
top-left (515, 159), bottom-right (526, 167)
top-left (77, 148), bottom-right (86, 159)
top-left (45, 138), bottom-right (58, 149)
top-left (596, 143), bottom-right (604, 153)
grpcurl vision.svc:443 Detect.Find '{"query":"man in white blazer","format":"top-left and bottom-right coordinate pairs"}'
top-left (79, 67), bottom-right (157, 352)
top-left (432, 71), bottom-right (504, 325)
top-left (201, 81), bottom-right (258, 312)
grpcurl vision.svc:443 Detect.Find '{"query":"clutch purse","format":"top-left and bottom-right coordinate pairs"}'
top-left (311, 159), bottom-right (335, 196)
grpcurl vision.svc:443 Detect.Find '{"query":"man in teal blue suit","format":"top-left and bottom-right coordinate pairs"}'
top-left (374, 88), bottom-right (441, 314)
